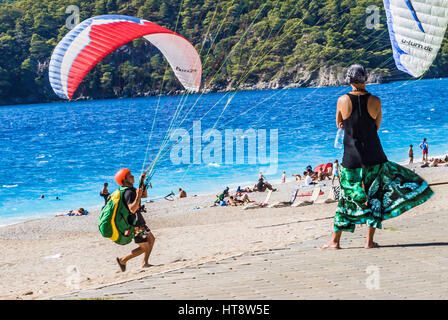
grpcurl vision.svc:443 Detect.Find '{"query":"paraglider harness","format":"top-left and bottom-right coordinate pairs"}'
top-left (98, 175), bottom-right (151, 245)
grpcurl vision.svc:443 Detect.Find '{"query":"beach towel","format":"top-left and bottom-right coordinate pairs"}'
top-left (334, 161), bottom-right (434, 232)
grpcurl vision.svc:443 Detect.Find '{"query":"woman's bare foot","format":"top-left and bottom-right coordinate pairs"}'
top-left (319, 242), bottom-right (341, 250)
top-left (365, 241), bottom-right (379, 249)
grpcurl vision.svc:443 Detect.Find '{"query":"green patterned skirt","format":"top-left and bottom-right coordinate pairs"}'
top-left (334, 161), bottom-right (433, 232)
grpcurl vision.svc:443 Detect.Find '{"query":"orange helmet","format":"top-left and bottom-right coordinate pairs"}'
top-left (114, 168), bottom-right (130, 186)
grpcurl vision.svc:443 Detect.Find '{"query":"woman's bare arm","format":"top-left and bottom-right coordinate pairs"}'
top-left (336, 96), bottom-right (346, 128)
top-left (367, 95), bottom-right (382, 130)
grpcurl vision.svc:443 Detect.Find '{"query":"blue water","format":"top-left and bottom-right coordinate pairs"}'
top-left (1, 78), bottom-right (448, 225)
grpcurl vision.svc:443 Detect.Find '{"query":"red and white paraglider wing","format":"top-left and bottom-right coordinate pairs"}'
top-left (49, 15), bottom-right (202, 100)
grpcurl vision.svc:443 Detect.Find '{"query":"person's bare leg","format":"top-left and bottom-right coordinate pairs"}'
top-left (119, 246), bottom-right (144, 266)
top-left (365, 226), bottom-right (378, 249)
top-left (320, 231), bottom-right (342, 250)
top-left (142, 232), bottom-right (155, 268)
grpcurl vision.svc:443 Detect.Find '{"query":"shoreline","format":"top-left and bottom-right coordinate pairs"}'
top-left (0, 153), bottom-right (445, 228)
top-left (1, 164), bottom-right (447, 299)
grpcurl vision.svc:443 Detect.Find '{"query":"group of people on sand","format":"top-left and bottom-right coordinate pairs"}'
top-left (213, 186), bottom-right (251, 206)
top-left (408, 138), bottom-right (430, 164)
top-left (98, 64), bottom-right (434, 272)
top-left (408, 138), bottom-right (448, 168)
top-left (290, 160), bottom-right (341, 186)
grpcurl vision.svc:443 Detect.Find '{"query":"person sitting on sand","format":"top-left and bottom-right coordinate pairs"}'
top-left (317, 167), bottom-right (326, 181)
top-left (303, 171), bottom-right (316, 186)
top-left (256, 178), bottom-right (276, 192)
top-left (178, 188), bottom-right (187, 198)
top-left (326, 164), bottom-right (333, 177)
top-left (115, 168), bottom-right (155, 271)
top-left (214, 187), bottom-right (230, 205)
top-left (306, 167), bottom-right (317, 180)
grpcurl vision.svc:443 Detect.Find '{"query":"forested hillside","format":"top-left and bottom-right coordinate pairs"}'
top-left (0, 0), bottom-right (447, 105)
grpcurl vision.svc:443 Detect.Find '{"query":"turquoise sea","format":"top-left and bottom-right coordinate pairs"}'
top-left (1, 78), bottom-right (447, 226)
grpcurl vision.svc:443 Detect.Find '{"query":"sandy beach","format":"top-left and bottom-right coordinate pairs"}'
top-left (1, 163), bottom-right (447, 300)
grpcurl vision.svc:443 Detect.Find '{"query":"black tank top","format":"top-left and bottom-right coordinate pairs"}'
top-left (341, 93), bottom-right (388, 169)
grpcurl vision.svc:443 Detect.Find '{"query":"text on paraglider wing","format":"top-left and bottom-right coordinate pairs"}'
top-left (176, 66), bottom-right (198, 73)
top-left (401, 39), bottom-right (433, 52)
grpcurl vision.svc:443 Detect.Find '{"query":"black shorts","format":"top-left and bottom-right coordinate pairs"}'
top-left (134, 225), bottom-right (151, 244)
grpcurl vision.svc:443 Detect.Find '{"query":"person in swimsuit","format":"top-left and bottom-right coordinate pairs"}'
top-left (100, 182), bottom-right (110, 207)
top-left (332, 159), bottom-right (340, 185)
top-left (408, 145), bottom-right (414, 164)
top-left (419, 138), bottom-right (429, 162)
top-left (320, 64), bottom-right (433, 250)
top-left (178, 188), bottom-right (187, 198)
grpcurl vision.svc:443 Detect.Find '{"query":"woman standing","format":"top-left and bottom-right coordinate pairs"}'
top-left (320, 65), bottom-right (433, 250)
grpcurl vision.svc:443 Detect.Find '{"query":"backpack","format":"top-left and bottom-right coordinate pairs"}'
top-left (98, 186), bottom-right (136, 245)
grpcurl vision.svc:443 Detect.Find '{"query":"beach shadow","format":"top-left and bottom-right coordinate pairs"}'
top-left (378, 242), bottom-right (448, 248)
top-left (342, 242), bottom-right (448, 249)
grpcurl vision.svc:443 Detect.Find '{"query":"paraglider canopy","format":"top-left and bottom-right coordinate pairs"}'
top-left (384, 0), bottom-right (448, 77)
top-left (49, 15), bottom-right (202, 100)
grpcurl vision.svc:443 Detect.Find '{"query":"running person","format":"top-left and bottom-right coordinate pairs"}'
top-left (320, 65), bottom-right (433, 250)
top-left (115, 168), bottom-right (155, 271)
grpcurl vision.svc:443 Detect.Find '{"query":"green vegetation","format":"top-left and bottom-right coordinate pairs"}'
top-left (0, 0), bottom-right (447, 105)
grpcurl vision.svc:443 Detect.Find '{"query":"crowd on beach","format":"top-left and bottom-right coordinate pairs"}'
top-left (409, 138), bottom-right (448, 168)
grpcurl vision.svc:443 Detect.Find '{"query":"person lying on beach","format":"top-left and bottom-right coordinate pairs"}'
top-left (236, 186), bottom-right (253, 195)
top-left (55, 208), bottom-right (88, 217)
top-left (178, 188), bottom-right (187, 198)
top-left (428, 158), bottom-right (446, 167)
top-left (227, 196), bottom-right (242, 206)
top-left (115, 168), bottom-right (155, 271)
